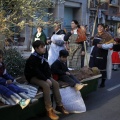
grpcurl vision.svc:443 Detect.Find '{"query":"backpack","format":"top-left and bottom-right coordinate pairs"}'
top-left (76, 26), bottom-right (87, 43)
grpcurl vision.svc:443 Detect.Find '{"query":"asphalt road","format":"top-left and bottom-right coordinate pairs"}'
top-left (29, 70), bottom-right (120, 120)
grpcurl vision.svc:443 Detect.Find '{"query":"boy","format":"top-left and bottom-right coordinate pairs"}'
top-left (51, 50), bottom-right (87, 91)
top-left (24, 40), bottom-right (69, 120)
top-left (0, 49), bottom-right (30, 109)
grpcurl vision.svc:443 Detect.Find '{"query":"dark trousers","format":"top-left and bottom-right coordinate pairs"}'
top-left (59, 74), bottom-right (80, 87)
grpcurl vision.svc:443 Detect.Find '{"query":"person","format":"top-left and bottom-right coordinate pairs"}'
top-left (89, 23), bottom-right (114, 88)
top-left (112, 38), bottom-right (120, 71)
top-left (117, 26), bottom-right (120, 38)
top-left (64, 20), bottom-right (86, 69)
top-left (32, 26), bottom-right (48, 58)
top-left (0, 49), bottom-right (30, 109)
top-left (105, 25), bottom-right (114, 38)
top-left (24, 40), bottom-right (69, 120)
top-left (51, 50), bottom-right (87, 91)
top-left (48, 22), bottom-right (66, 65)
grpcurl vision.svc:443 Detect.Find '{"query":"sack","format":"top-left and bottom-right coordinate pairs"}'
top-left (76, 27), bottom-right (87, 43)
top-left (60, 87), bottom-right (86, 113)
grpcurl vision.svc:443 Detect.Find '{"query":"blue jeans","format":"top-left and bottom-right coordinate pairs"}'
top-left (59, 74), bottom-right (80, 87)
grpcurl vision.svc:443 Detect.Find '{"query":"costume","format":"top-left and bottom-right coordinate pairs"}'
top-left (64, 29), bottom-right (85, 70)
top-left (48, 29), bottom-right (66, 65)
top-left (32, 31), bottom-right (48, 58)
top-left (112, 43), bottom-right (120, 70)
top-left (89, 32), bottom-right (114, 80)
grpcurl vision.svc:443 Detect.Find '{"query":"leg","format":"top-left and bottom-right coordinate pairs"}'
top-left (59, 75), bottom-right (76, 87)
top-left (100, 70), bottom-right (106, 88)
top-left (50, 78), bottom-right (69, 114)
top-left (69, 75), bottom-right (80, 84)
top-left (30, 77), bottom-right (52, 111)
top-left (81, 55), bottom-right (85, 68)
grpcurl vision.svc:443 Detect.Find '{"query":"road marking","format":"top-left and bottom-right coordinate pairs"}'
top-left (107, 84), bottom-right (120, 91)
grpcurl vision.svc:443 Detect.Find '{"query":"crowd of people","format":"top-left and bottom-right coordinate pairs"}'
top-left (0, 20), bottom-right (120, 120)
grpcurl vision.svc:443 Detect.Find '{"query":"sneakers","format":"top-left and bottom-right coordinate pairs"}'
top-left (19, 99), bottom-right (31, 109)
top-left (74, 83), bottom-right (87, 91)
top-left (47, 108), bottom-right (59, 120)
top-left (56, 105), bottom-right (69, 115)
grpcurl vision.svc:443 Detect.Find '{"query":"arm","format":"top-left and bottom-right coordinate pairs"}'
top-left (29, 60), bottom-right (48, 81)
top-left (51, 62), bottom-right (66, 76)
top-left (102, 43), bottom-right (113, 50)
top-left (0, 77), bottom-right (7, 85)
top-left (64, 32), bottom-right (72, 41)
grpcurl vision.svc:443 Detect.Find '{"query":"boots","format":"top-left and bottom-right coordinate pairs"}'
top-left (56, 105), bottom-right (69, 115)
top-left (47, 108), bottom-right (59, 120)
top-left (74, 83), bottom-right (87, 91)
top-left (99, 79), bottom-right (106, 88)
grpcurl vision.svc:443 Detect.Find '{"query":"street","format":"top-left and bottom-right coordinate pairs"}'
top-left (28, 70), bottom-right (120, 120)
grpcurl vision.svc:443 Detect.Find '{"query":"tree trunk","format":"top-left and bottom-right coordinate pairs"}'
top-left (25, 24), bottom-right (32, 51)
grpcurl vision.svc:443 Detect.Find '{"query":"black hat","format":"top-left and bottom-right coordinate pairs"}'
top-left (59, 50), bottom-right (69, 57)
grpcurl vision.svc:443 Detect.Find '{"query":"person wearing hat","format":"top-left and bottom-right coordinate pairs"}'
top-left (112, 38), bottom-right (120, 71)
top-left (51, 50), bottom-right (87, 91)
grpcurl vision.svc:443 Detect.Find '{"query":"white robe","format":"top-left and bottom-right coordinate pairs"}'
top-left (48, 34), bottom-right (65, 65)
top-left (102, 43), bottom-right (113, 79)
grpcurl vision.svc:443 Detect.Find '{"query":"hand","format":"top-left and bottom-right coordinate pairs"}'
top-left (81, 51), bottom-right (85, 55)
top-left (66, 72), bottom-right (70, 75)
top-left (71, 30), bottom-right (74, 34)
top-left (46, 79), bottom-right (52, 87)
top-left (47, 40), bottom-right (51, 44)
top-left (6, 80), bottom-right (12, 84)
top-left (97, 44), bottom-right (102, 48)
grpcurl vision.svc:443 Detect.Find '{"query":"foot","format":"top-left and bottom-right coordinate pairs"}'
top-left (47, 108), bottom-right (59, 120)
top-left (56, 105), bottom-right (69, 115)
top-left (74, 83), bottom-right (87, 91)
top-left (19, 99), bottom-right (30, 109)
top-left (112, 69), bottom-right (118, 71)
top-left (99, 83), bottom-right (105, 88)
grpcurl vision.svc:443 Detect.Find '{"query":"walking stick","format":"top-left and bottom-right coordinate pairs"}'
top-left (84, 41), bottom-right (89, 67)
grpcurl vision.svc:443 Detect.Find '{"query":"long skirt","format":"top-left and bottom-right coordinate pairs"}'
top-left (68, 43), bottom-right (82, 70)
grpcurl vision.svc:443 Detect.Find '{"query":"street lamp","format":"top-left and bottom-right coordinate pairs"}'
top-left (91, 0), bottom-right (107, 36)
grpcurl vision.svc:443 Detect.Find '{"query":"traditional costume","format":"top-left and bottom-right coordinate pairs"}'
top-left (89, 32), bottom-right (114, 86)
top-left (112, 38), bottom-right (120, 70)
top-left (64, 28), bottom-right (85, 70)
top-left (48, 29), bottom-right (66, 65)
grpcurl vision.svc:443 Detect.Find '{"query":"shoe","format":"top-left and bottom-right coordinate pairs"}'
top-left (99, 83), bottom-right (105, 88)
top-left (47, 108), bottom-right (59, 120)
top-left (19, 99), bottom-right (30, 109)
top-left (56, 105), bottom-right (69, 115)
top-left (74, 83), bottom-right (86, 91)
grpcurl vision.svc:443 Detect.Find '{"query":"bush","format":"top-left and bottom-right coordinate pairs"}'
top-left (4, 48), bottom-right (26, 77)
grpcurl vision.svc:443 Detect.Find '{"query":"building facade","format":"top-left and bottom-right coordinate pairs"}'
top-left (88, 0), bottom-right (120, 36)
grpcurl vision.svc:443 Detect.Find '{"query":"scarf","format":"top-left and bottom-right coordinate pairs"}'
top-left (32, 52), bottom-right (48, 64)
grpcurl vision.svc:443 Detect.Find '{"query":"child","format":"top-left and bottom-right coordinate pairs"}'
top-left (24, 40), bottom-right (69, 120)
top-left (0, 49), bottom-right (30, 109)
top-left (51, 50), bottom-right (87, 91)
top-left (112, 38), bottom-right (120, 71)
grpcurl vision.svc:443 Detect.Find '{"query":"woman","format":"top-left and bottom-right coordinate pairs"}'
top-left (89, 23), bottom-right (114, 87)
top-left (32, 26), bottom-right (47, 58)
top-left (64, 20), bottom-right (86, 70)
top-left (48, 22), bottom-right (66, 65)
